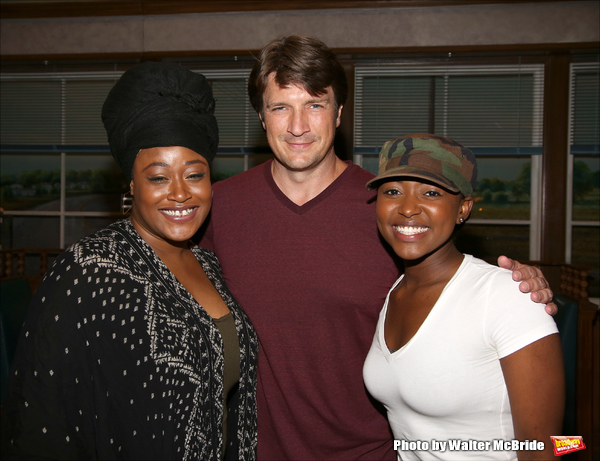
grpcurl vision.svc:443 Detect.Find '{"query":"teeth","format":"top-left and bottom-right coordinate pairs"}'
top-left (162, 208), bottom-right (194, 217)
top-left (394, 226), bottom-right (428, 235)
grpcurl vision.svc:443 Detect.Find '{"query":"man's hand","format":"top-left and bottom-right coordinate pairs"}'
top-left (498, 255), bottom-right (557, 315)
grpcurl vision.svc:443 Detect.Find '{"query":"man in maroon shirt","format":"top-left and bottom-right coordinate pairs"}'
top-left (199, 35), bottom-right (556, 460)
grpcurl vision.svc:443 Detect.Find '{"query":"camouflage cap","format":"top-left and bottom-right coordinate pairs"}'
top-left (365, 133), bottom-right (478, 196)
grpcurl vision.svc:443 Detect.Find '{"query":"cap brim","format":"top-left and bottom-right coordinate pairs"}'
top-left (366, 168), bottom-right (461, 193)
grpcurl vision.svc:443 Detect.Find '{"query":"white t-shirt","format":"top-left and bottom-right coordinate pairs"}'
top-left (363, 255), bottom-right (558, 460)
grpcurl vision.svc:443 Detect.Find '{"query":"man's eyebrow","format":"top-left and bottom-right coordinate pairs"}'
top-left (265, 100), bottom-right (287, 108)
top-left (306, 97), bottom-right (330, 105)
top-left (266, 96), bottom-right (330, 108)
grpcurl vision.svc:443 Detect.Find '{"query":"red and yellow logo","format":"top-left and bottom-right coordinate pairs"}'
top-left (551, 436), bottom-right (586, 456)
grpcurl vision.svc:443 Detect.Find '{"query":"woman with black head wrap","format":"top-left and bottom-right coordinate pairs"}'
top-left (1, 62), bottom-right (258, 460)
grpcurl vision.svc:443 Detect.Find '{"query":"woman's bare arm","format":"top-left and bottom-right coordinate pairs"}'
top-left (500, 333), bottom-right (565, 460)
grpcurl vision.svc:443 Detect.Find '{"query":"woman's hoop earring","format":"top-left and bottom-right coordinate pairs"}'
top-left (121, 191), bottom-right (133, 214)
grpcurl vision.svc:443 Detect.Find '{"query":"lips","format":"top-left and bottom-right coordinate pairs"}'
top-left (284, 135), bottom-right (317, 147)
top-left (286, 141), bottom-right (313, 149)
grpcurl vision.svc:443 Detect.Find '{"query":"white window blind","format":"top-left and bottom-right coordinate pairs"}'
top-left (569, 62), bottom-right (600, 153)
top-left (354, 63), bottom-right (545, 155)
top-left (0, 67), bottom-right (266, 152)
top-left (193, 69), bottom-right (267, 152)
top-left (1, 72), bottom-right (122, 149)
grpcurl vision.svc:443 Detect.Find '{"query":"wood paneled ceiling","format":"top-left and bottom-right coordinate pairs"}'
top-left (0, 0), bottom-right (570, 19)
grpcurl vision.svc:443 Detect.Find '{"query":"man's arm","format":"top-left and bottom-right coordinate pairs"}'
top-left (498, 256), bottom-right (557, 315)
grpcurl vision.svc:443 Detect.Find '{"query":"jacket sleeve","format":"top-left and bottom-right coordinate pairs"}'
top-left (1, 252), bottom-right (98, 460)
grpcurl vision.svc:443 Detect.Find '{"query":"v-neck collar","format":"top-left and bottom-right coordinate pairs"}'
top-left (264, 159), bottom-right (352, 215)
top-left (382, 254), bottom-right (470, 361)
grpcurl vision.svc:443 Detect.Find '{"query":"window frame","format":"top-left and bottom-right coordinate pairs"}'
top-left (0, 66), bottom-right (266, 248)
top-left (566, 61), bottom-right (600, 264)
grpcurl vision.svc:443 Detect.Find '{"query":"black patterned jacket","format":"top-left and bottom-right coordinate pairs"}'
top-left (1, 219), bottom-right (258, 460)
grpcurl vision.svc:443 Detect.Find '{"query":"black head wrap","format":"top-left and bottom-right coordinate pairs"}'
top-left (102, 62), bottom-right (219, 180)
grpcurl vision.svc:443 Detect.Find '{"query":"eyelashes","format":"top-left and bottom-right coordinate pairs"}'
top-left (146, 172), bottom-right (207, 183)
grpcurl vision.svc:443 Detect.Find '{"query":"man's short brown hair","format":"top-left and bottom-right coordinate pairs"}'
top-left (248, 35), bottom-right (348, 115)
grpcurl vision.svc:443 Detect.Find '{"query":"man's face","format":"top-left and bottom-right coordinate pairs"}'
top-left (259, 73), bottom-right (342, 173)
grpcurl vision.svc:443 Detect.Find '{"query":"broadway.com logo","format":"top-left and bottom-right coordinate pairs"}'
top-left (551, 436), bottom-right (586, 456)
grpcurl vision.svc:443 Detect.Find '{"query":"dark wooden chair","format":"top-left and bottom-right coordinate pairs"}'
top-left (0, 248), bottom-right (63, 292)
top-left (523, 261), bottom-right (599, 460)
top-left (1, 248), bottom-right (63, 402)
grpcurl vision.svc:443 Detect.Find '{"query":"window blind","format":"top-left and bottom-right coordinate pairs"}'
top-left (354, 63), bottom-right (545, 155)
top-left (570, 62), bottom-right (600, 154)
top-left (197, 69), bottom-right (267, 152)
top-left (0, 67), bottom-right (267, 153)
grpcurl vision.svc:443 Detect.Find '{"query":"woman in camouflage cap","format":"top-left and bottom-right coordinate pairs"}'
top-left (363, 134), bottom-right (563, 460)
